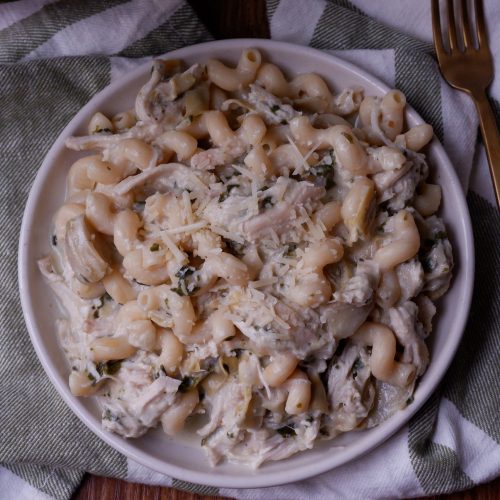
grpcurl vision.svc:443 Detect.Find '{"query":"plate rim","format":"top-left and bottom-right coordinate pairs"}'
top-left (18, 38), bottom-right (475, 489)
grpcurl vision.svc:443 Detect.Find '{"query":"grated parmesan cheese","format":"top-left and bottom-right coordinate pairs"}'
top-left (161, 231), bottom-right (187, 263)
top-left (299, 206), bottom-right (325, 241)
top-left (182, 190), bottom-right (194, 224)
top-left (210, 225), bottom-right (245, 245)
top-left (165, 220), bottom-right (207, 235)
top-left (249, 277), bottom-right (279, 288)
top-left (285, 133), bottom-right (310, 175)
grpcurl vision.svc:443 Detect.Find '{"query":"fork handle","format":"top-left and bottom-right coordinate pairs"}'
top-left (473, 91), bottom-right (500, 208)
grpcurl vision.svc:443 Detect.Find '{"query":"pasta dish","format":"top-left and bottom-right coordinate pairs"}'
top-left (39, 48), bottom-right (453, 467)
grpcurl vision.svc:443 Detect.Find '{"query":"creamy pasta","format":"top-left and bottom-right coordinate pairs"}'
top-left (39, 49), bottom-right (453, 467)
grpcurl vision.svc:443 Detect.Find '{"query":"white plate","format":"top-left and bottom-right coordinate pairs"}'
top-left (18, 39), bottom-right (474, 489)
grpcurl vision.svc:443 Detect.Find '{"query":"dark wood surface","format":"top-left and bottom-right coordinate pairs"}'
top-left (73, 1), bottom-right (499, 499)
top-left (73, 473), bottom-right (500, 500)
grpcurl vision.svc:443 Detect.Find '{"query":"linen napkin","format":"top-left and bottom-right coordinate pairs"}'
top-left (0, 1), bottom-right (498, 499)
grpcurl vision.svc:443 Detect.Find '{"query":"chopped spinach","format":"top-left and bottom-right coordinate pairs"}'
top-left (259, 196), bottom-right (275, 210)
top-left (200, 357), bottom-right (219, 371)
top-left (424, 231), bottom-right (447, 250)
top-left (223, 238), bottom-right (245, 256)
top-left (171, 285), bottom-right (189, 297)
top-left (270, 104), bottom-right (280, 114)
top-left (178, 371), bottom-right (208, 393)
top-left (421, 256), bottom-right (435, 273)
top-left (311, 160), bottom-right (335, 189)
top-left (311, 163), bottom-right (334, 178)
top-left (379, 200), bottom-right (397, 216)
top-left (149, 243), bottom-right (160, 252)
top-left (353, 357), bottom-right (364, 372)
top-left (92, 293), bottom-right (111, 317)
top-left (352, 356), bottom-right (364, 379)
top-left (276, 424), bottom-right (296, 438)
top-left (97, 293), bottom-right (112, 309)
top-left (198, 385), bottom-right (206, 401)
top-left (284, 242), bottom-right (298, 257)
top-left (103, 409), bottom-right (120, 422)
top-left (176, 266), bottom-right (194, 280)
top-left (171, 266), bottom-right (199, 296)
top-left (96, 360), bottom-right (122, 377)
top-left (218, 183), bottom-right (240, 203)
top-left (132, 200), bottom-right (146, 212)
top-left (335, 338), bottom-right (347, 357)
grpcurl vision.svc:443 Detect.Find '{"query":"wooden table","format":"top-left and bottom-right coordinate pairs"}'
top-left (73, 1), bottom-right (500, 498)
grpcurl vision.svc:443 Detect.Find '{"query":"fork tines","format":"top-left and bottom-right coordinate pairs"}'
top-left (431, 0), bottom-right (487, 55)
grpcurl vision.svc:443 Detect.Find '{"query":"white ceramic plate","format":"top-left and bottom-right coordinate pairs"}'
top-left (18, 39), bottom-right (474, 489)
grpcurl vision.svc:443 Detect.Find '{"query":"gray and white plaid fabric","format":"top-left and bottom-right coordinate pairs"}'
top-left (0, 1), bottom-right (498, 499)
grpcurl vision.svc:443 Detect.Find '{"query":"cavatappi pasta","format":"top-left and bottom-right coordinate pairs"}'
top-left (39, 48), bottom-right (453, 467)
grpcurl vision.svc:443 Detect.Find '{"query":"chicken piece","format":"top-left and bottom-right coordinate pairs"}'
top-left (65, 121), bottom-right (165, 152)
top-left (417, 215), bottom-right (453, 300)
top-left (113, 162), bottom-right (211, 198)
top-left (190, 147), bottom-right (232, 170)
top-left (367, 146), bottom-right (406, 173)
top-left (226, 283), bottom-right (328, 359)
top-left (326, 344), bottom-right (375, 433)
top-left (241, 180), bottom-right (325, 242)
top-left (372, 161), bottom-right (411, 193)
top-left (319, 261), bottom-right (379, 340)
top-left (64, 215), bottom-right (109, 284)
top-left (38, 257), bottom-right (93, 329)
top-left (333, 260), bottom-right (380, 305)
top-left (375, 158), bottom-right (429, 211)
top-left (329, 87), bottom-right (363, 116)
top-left (135, 59), bottom-right (179, 121)
top-left (386, 301), bottom-right (429, 376)
top-left (65, 132), bottom-right (122, 152)
top-left (415, 294), bottom-right (436, 337)
top-left (135, 60), bottom-right (204, 122)
top-left (246, 84), bottom-right (300, 125)
top-left (100, 354), bottom-right (181, 438)
top-left (225, 418), bottom-right (320, 468)
top-left (395, 259), bottom-right (424, 302)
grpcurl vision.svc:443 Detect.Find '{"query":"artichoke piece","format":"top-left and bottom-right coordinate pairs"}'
top-left (64, 214), bottom-right (109, 283)
top-left (183, 83), bottom-right (209, 118)
top-left (341, 176), bottom-right (376, 244)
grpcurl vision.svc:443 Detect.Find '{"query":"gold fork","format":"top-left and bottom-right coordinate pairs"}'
top-left (432, 0), bottom-right (500, 208)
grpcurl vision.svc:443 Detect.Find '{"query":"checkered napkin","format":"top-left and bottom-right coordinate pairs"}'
top-left (0, 1), bottom-right (498, 499)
